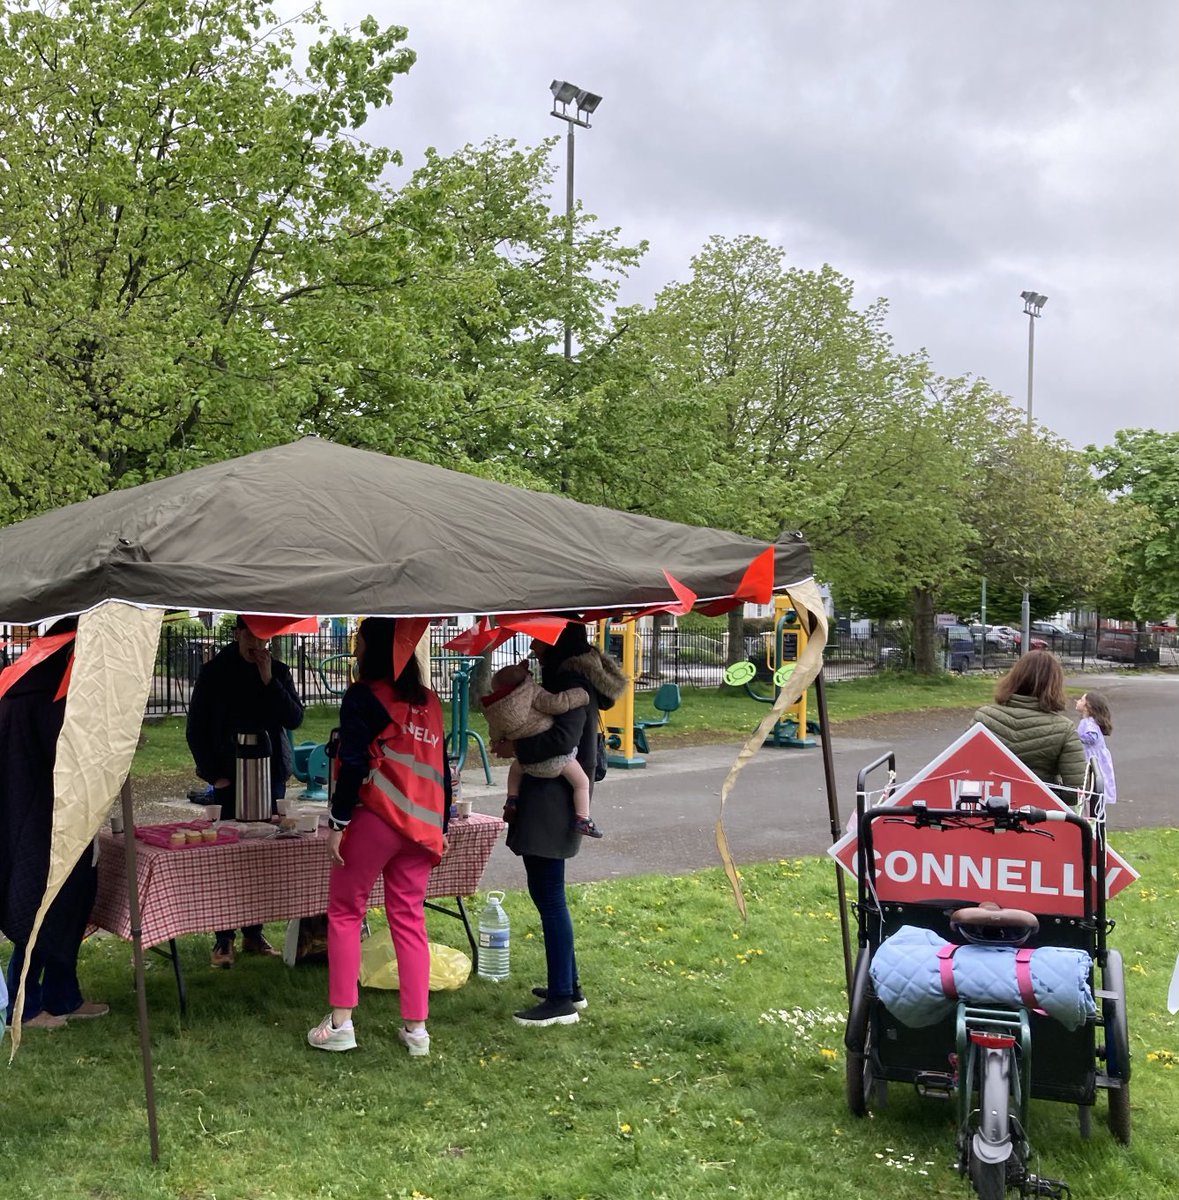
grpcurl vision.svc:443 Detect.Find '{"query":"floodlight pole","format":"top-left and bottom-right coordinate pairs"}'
top-left (549, 80), bottom-right (601, 363)
top-left (1019, 291), bottom-right (1046, 655)
top-left (564, 121), bottom-right (575, 361)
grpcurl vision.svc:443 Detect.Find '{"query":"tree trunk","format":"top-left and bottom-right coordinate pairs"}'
top-left (911, 588), bottom-right (938, 675)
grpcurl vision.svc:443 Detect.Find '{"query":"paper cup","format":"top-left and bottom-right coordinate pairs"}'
top-left (455, 799), bottom-right (472, 819)
top-left (296, 810), bottom-right (320, 834)
top-left (203, 804), bottom-right (222, 824)
top-left (109, 809), bottom-right (125, 835)
top-left (276, 798), bottom-right (296, 817)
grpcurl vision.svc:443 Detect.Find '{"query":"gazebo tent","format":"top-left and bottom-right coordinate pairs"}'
top-left (0, 437), bottom-right (831, 1154)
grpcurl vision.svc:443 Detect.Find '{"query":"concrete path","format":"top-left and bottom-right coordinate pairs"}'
top-left (151, 671), bottom-right (1175, 890)
top-left (464, 670), bottom-right (1177, 890)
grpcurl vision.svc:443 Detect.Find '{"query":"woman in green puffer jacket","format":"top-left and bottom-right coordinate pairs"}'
top-left (974, 650), bottom-right (1087, 804)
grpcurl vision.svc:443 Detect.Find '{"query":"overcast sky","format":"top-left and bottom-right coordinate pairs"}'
top-left (312, 0), bottom-right (1179, 450)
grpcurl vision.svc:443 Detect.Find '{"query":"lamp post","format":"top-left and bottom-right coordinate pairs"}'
top-left (549, 79), bottom-right (602, 362)
top-left (1018, 290), bottom-right (1047, 655)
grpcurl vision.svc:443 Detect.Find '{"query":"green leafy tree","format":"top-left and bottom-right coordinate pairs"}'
top-left (0, 0), bottom-right (414, 521)
top-left (302, 137), bottom-right (644, 489)
top-left (1090, 429), bottom-right (1179, 619)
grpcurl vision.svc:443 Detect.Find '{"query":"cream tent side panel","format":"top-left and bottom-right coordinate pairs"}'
top-left (11, 602), bottom-right (161, 1050)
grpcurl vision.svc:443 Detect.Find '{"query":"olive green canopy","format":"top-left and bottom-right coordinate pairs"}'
top-left (0, 437), bottom-right (812, 623)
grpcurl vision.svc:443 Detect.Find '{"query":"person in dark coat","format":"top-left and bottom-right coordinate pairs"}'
top-left (495, 623), bottom-right (626, 1027)
top-left (186, 616), bottom-right (305, 966)
top-left (1, 621), bottom-right (108, 1030)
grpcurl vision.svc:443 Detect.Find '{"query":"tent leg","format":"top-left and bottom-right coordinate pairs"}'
top-left (121, 778), bottom-right (160, 1162)
top-left (813, 668), bottom-right (853, 995)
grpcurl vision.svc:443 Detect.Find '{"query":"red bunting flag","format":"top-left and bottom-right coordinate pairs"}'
top-left (695, 598), bottom-right (741, 617)
top-left (240, 615), bottom-right (320, 639)
top-left (393, 617), bottom-right (431, 679)
top-left (442, 618), bottom-right (504, 656)
top-left (733, 547), bottom-right (775, 604)
top-left (497, 614), bottom-right (570, 645)
top-left (0, 631), bottom-right (77, 701)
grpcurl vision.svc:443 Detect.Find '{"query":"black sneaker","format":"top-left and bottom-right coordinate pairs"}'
top-left (531, 985), bottom-right (588, 1011)
top-left (513, 998), bottom-right (580, 1027)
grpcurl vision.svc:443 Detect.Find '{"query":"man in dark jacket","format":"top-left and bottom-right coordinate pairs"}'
top-left (186, 616), bottom-right (305, 966)
top-left (1, 622), bottom-right (108, 1030)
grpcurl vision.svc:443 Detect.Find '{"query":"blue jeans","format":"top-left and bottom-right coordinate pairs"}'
top-left (523, 855), bottom-right (578, 1000)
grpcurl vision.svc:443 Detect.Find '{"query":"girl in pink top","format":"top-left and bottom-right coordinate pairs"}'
top-left (1075, 691), bottom-right (1117, 804)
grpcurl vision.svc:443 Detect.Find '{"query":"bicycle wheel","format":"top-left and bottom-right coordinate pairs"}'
top-left (1102, 950), bottom-right (1132, 1146)
top-left (970, 1047), bottom-right (1013, 1200)
top-left (969, 1154), bottom-right (1006, 1200)
top-left (844, 950), bottom-right (878, 1116)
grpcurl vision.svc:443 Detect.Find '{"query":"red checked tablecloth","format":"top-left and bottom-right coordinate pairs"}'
top-left (91, 812), bottom-right (505, 949)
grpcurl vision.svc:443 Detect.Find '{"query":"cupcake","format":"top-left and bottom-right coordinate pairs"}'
top-left (185, 829), bottom-right (203, 845)
top-left (201, 828), bottom-right (218, 843)
top-left (169, 830), bottom-right (186, 847)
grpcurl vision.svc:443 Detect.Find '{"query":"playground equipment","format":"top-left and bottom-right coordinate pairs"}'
top-left (438, 655), bottom-right (492, 784)
top-left (631, 682), bottom-right (682, 753)
top-left (288, 734), bottom-right (330, 801)
top-left (723, 595), bottom-right (818, 748)
top-left (598, 620), bottom-right (646, 769)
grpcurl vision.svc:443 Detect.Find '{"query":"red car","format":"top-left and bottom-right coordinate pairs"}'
top-left (1012, 632), bottom-right (1048, 651)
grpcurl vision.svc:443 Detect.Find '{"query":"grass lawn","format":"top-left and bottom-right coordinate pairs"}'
top-left (5, 828), bottom-right (1177, 1199)
top-left (132, 674), bottom-right (1001, 782)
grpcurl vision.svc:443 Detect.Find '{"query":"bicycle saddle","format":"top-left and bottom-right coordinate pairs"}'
top-left (950, 901), bottom-right (1039, 945)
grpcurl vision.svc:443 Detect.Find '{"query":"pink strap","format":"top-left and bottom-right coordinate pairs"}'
top-left (1015, 947), bottom-right (1041, 1011)
top-left (937, 944), bottom-right (959, 999)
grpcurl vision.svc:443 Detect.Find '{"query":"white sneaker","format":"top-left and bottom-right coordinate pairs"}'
top-left (307, 1013), bottom-right (356, 1052)
top-left (398, 1026), bottom-right (430, 1057)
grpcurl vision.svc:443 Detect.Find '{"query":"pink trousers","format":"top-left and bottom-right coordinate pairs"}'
top-left (326, 807), bottom-right (435, 1021)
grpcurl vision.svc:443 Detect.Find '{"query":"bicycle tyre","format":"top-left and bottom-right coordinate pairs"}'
top-left (1102, 950), bottom-right (1132, 1145)
top-left (970, 1047), bottom-right (1012, 1200)
top-left (969, 1154), bottom-right (1006, 1200)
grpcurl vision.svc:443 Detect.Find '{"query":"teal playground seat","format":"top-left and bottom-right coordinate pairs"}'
top-left (631, 683), bottom-right (682, 754)
top-left (300, 744), bottom-right (330, 801)
top-left (291, 739), bottom-right (317, 783)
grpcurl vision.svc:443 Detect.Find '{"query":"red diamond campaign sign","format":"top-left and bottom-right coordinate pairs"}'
top-left (829, 724), bottom-right (1137, 918)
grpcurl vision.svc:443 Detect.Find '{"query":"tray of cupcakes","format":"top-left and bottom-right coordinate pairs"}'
top-left (135, 821), bottom-right (240, 850)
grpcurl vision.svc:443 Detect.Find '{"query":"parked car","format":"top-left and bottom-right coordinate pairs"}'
top-left (969, 623), bottom-right (1015, 649)
top-left (1031, 621), bottom-right (1069, 639)
top-left (1096, 629), bottom-right (1160, 664)
top-left (943, 625), bottom-right (976, 673)
top-left (1012, 631), bottom-right (1049, 651)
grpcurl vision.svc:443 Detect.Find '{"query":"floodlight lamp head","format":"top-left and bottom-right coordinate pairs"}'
top-left (550, 79), bottom-right (579, 104)
top-left (1021, 289), bottom-right (1046, 317)
top-left (575, 90), bottom-right (602, 115)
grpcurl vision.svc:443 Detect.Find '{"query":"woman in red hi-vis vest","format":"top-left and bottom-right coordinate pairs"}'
top-left (307, 618), bottom-right (450, 1056)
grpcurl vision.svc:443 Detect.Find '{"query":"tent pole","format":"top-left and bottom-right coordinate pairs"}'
top-left (120, 777), bottom-right (160, 1162)
top-left (812, 665), bottom-right (852, 995)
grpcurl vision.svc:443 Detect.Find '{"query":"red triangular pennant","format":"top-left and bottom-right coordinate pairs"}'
top-left (0, 632), bottom-right (77, 701)
top-left (442, 618), bottom-right (496, 655)
top-left (393, 618), bottom-right (431, 679)
top-left (497, 615), bottom-right (570, 645)
top-left (695, 597), bottom-right (741, 617)
top-left (733, 547), bottom-right (775, 604)
top-left (241, 615), bottom-right (320, 639)
top-left (54, 654), bottom-right (74, 702)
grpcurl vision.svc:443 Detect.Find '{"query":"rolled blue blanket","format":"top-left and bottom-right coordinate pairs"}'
top-left (870, 925), bottom-right (1096, 1031)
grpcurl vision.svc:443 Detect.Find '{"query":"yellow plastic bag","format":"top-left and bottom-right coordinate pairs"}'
top-left (359, 924), bottom-right (472, 991)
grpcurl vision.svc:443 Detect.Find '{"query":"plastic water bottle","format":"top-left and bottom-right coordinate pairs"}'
top-left (477, 890), bottom-right (510, 981)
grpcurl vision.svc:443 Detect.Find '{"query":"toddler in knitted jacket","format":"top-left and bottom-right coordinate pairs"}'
top-left (481, 660), bottom-right (603, 838)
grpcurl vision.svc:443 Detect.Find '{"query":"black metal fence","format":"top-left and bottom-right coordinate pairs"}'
top-left (1, 621), bottom-right (1174, 719)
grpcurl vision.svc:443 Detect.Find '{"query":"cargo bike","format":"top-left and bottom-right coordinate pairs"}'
top-left (842, 750), bottom-right (1131, 1200)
